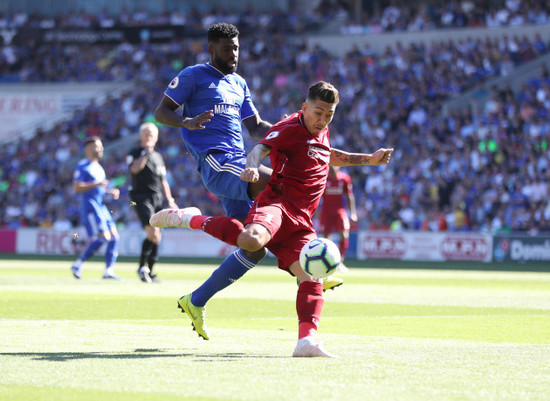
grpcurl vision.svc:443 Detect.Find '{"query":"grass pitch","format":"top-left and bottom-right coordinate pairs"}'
top-left (0, 258), bottom-right (549, 401)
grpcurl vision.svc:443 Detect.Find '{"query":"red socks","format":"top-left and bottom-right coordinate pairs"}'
top-left (191, 215), bottom-right (244, 246)
top-left (296, 281), bottom-right (324, 339)
top-left (189, 215), bottom-right (208, 229)
top-left (339, 238), bottom-right (349, 259)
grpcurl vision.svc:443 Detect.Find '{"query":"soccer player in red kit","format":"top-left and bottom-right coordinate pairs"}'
top-left (318, 166), bottom-right (357, 272)
top-left (151, 81), bottom-right (393, 357)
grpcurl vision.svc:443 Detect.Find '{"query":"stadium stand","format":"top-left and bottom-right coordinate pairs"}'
top-left (1, 1), bottom-right (549, 234)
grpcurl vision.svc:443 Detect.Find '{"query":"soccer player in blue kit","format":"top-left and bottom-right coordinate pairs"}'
top-left (71, 136), bottom-right (121, 280)
top-left (154, 23), bottom-right (343, 332)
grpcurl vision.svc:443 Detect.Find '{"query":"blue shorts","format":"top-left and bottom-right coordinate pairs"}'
top-left (199, 152), bottom-right (253, 219)
top-left (82, 204), bottom-right (116, 238)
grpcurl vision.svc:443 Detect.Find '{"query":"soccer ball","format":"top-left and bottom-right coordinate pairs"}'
top-left (299, 238), bottom-right (341, 279)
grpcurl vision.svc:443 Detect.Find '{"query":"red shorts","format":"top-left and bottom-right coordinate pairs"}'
top-left (319, 209), bottom-right (349, 234)
top-left (245, 192), bottom-right (316, 273)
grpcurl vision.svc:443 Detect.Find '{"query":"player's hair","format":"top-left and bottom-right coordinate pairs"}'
top-left (307, 81), bottom-right (339, 104)
top-left (207, 22), bottom-right (239, 43)
top-left (84, 136), bottom-right (101, 146)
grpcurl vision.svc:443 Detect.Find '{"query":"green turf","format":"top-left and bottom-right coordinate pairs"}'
top-left (1, 259), bottom-right (549, 401)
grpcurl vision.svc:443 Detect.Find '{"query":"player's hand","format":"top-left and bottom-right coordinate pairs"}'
top-left (350, 213), bottom-right (358, 223)
top-left (110, 188), bottom-right (120, 200)
top-left (184, 110), bottom-right (214, 130)
top-left (240, 167), bottom-right (259, 183)
top-left (99, 180), bottom-right (109, 188)
top-left (168, 198), bottom-right (178, 209)
top-left (370, 148), bottom-right (394, 165)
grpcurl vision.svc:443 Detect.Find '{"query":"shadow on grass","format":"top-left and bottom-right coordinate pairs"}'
top-left (0, 348), bottom-right (285, 362)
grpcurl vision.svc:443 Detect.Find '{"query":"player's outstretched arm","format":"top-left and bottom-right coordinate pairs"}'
top-left (241, 144), bottom-right (271, 183)
top-left (329, 148), bottom-right (394, 166)
top-left (154, 96), bottom-right (213, 130)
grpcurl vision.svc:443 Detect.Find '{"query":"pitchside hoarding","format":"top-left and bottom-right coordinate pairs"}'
top-left (493, 235), bottom-right (550, 263)
top-left (14, 228), bottom-right (235, 258)
top-left (357, 231), bottom-right (493, 262)
top-left (7, 228), bottom-right (550, 264)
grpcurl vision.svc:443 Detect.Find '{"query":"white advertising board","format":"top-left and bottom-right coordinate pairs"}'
top-left (15, 228), bottom-right (235, 257)
top-left (357, 231), bottom-right (492, 262)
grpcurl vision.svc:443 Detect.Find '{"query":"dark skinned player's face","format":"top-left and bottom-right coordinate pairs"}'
top-left (209, 37), bottom-right (239, 75)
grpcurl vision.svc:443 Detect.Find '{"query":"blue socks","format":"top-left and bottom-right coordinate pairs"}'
top-left (79, 237), bottom-right (107, 262)
top-left (191, 249), bottom-right (257, 307)
top-left (105, 235), bottom-right (119, 269)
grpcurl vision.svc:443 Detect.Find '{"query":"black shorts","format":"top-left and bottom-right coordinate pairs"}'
top-left (130, 192), bottom-right (164, 227)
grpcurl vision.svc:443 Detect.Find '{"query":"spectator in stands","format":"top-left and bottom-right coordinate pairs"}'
top-left (52, 209), bottom-right (73, 231)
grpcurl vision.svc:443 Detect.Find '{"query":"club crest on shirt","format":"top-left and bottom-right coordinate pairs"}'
top-left (169, 77), bottom-right (179, 89)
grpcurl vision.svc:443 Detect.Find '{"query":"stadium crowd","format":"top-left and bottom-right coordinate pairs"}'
top-left (1, 0), bottom-right (549, 33)
top-left (1, 1), bottom-right (550, 234)
top-left (337, 0), bottom-right (550, 34)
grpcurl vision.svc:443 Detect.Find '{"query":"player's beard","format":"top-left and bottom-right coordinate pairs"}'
top-left (214, 54), bottom-right (237, 74)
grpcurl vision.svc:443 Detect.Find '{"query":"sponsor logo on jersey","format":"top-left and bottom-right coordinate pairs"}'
top-left (214, 103), bottom-right (239, 115)
top-left (213, 94), bottom-right (239, 115)
top-left (307, 145), bottom-right (330, 162)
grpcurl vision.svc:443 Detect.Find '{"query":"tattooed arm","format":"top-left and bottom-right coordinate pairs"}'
top-left (330, 148), bottom-right (394, 167)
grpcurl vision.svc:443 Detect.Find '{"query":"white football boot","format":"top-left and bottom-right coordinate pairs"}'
top-left (149, 207), bottom-right (201, 228)
top-left (292, 336), bottom-right (338, 358)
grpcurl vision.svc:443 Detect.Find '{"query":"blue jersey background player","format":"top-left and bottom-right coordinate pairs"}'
top-left (153, 22), bottom-right (275, 308)
top-left (71, 136), bottom-right (121, 280)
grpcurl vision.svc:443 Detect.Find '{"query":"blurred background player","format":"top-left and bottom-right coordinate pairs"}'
top-left (318, 166), bottom-right (357, 273)
top-left (71, 136), bottom-right (121, 280)
top-left (127, 122), bottom-right (178, 283)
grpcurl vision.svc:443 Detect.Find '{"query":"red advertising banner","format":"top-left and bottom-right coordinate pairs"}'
top-left (0, 230), bottom-right (16, 253)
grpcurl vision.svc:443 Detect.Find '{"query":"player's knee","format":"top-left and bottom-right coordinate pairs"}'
top-left (153, 233), bottom-right (161, 244)
top-left (100, 231), bottom-right (112, 242)
top-left (150, 229), bottom-right (161, 244)
top-left (237, 230), bottom-right (266, 252)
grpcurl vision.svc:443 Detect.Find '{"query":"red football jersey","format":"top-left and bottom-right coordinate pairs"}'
top-left (259, 112), bottom-right (331, 226)
top-left (321, 171), bottom-right (352, 217)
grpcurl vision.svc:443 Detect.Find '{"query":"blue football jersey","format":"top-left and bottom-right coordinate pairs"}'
top-left (73, 158), bottom-right (106, 213)
top-left (164, 63), bottom-right (258, 163)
